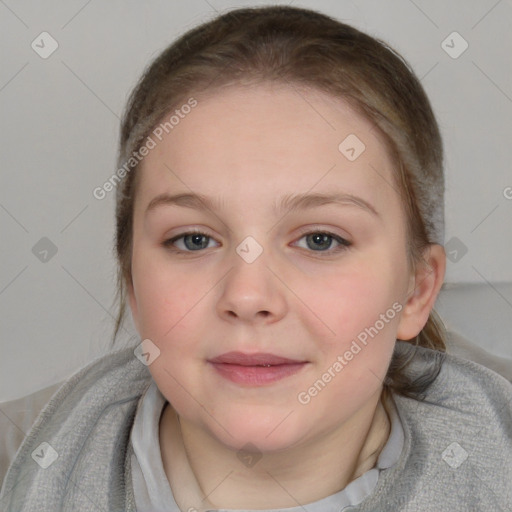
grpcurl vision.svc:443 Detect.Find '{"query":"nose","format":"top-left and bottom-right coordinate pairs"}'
top-left (216, 244), bottom-right (288, 325)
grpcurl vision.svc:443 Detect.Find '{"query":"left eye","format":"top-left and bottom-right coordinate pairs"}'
top-left (294, 231), bottom-right (351, 253)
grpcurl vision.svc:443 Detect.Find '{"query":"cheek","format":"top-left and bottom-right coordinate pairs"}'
top-left (131, 251), bottom-right (206, 341)
top-left (293, 262), bottom-right (403, 405)
top-left (296, 268), bottom-right (399, 412)
top-left (296, 262), bottom-right (401, 342)
top-left (131, 258), bottom-right (211, 422)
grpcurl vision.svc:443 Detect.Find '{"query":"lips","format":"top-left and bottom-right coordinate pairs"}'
top-left (207, 352), bottom-right (308, 386)
top-left (208, 352), bottom-right (305, 366)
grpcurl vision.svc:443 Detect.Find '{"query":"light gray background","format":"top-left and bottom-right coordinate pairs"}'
top-left (1, 0), bottom-right (511, 401)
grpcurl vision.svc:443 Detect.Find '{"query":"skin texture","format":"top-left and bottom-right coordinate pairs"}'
top-left (127, 83), bottom-right (446, 509)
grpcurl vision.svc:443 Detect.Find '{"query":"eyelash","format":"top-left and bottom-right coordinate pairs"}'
top-left (162, 228), bottom-right (352, 257)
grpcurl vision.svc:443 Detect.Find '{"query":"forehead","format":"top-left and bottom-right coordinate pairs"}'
top-left (135, 83), bottom-right (400, 215)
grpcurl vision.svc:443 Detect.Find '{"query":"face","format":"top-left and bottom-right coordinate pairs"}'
top-left (128, 83), bottom-right (416, 453)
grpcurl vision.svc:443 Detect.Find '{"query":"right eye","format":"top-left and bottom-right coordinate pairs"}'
top-left (162, 230), bottom-right (219, 252)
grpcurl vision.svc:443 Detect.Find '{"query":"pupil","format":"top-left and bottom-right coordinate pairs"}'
top-left (308, 233), bottom-right (331, 250)
top-left (186, 234), bottom-right (208, 250)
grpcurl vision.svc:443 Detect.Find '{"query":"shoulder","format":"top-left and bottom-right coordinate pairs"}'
top-left (380, 341), bottom-right (512, 508)
top-left (0, 343), bottom-right (152, 501)
top-left (0, 382), bottom-right (63, 487)
top-left (444, 329), bottom-right (512, 383)
top-left (392, 340), bottom-right (512, 437)
top-left (395, 340), bottom-right (512, 413)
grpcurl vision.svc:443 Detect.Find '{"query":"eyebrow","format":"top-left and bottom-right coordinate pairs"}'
top-left (145, 191), bottom-right (379, 217)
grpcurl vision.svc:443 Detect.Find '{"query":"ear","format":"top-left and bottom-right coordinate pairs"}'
top-left (396, 244), bottom-right (446, 340)
top-left (127, 277), bottom-right (141, 335)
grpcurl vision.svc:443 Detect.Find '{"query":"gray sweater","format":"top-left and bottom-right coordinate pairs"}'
top-left (1, 340), bottom-right (511, 511)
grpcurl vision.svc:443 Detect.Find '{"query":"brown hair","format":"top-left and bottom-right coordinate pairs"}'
top-left (111, 5), bottom-right (447, 400)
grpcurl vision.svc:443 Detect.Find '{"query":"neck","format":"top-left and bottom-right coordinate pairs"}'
top-left (159, 389), bottom-right (391, 511)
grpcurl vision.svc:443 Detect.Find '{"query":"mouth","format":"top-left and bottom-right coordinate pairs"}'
top-left (207, 352), bottom-right (308, 386)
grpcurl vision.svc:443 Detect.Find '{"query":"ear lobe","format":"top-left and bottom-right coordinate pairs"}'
top-left (396, 244), bottom-right (446, 341)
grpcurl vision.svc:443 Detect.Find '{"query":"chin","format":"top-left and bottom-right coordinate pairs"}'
top-left (206, 410), bottom-right (309, 454)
